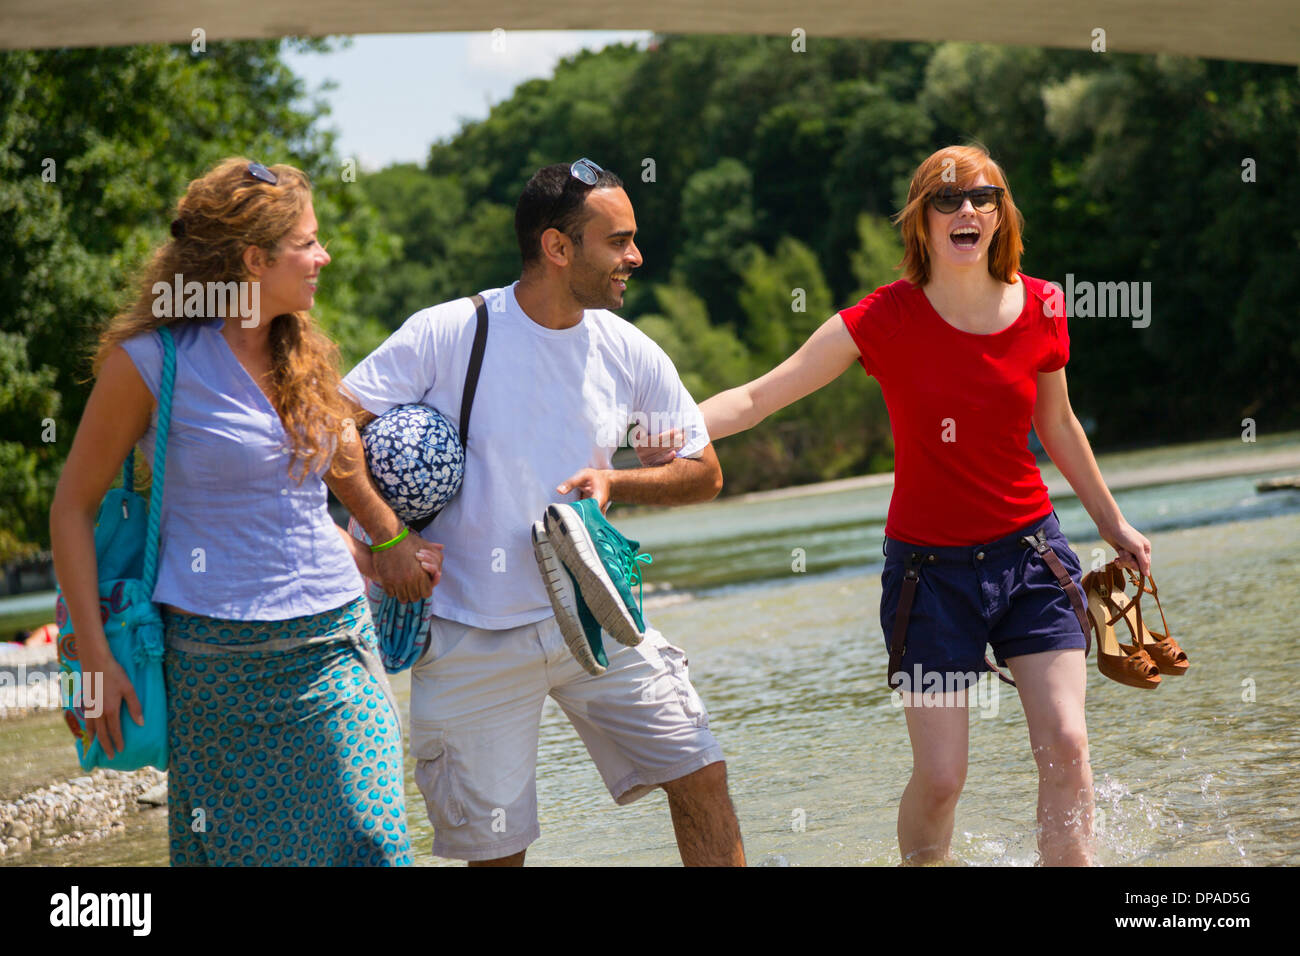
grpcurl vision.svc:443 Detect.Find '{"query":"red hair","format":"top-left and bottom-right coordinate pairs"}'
top-left (893, 145), bottom-right (1024, 286)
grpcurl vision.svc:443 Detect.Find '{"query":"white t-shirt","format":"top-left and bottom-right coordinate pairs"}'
top-left (341, 282), bottom-right (710, 629)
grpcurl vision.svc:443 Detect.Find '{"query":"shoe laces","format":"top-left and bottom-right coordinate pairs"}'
top-left (590, 522), bottom-right (654, 616)
top-left (624, 551), bottom-right (654, 618)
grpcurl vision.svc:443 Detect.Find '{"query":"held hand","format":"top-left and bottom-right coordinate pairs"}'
top-left (1102, 518), bottom-right (1152, 577)
top-left (80, 652), bottom-right (143, 762)
top-left (634, 428), bottom-right (686, 468)
top-left (372, 532), bottom-right (438, 602)
top-left (416, 545), bottom-right (444, 590)
top-left (558, 468), bottom-right (613, 513)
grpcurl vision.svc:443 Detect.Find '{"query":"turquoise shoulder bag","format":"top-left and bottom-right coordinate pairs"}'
top-left (53, 326), bottom-right (175, 771)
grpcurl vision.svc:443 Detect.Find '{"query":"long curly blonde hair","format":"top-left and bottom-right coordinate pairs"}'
top-left (95, 157), bottom-right (352, 482)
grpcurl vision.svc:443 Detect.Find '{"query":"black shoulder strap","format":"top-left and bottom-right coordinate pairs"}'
top-left (409, 295), bottom-right (488, 535)
top-left (459, 294), bottom-right (489, 447)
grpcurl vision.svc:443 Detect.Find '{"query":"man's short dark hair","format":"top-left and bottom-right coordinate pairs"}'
top-left (515, 162), bottom-right (625, 267)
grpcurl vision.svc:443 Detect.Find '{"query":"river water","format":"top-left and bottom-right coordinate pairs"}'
top-left (4, 434), bottom-right (1299, 866)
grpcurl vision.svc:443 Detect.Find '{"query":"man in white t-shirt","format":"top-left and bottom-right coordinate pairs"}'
top-left (338, 160), bottom-right (745, 866)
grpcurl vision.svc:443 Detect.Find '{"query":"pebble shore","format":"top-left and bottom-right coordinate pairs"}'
top-left (0, 768), bottom-right (167, 860)
top-left (1, 644), bottom-right (168, 862)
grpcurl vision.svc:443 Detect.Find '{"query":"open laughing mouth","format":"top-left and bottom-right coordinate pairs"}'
top-left (612, 272), bottom-right (630, 290)
top-left (950, 225), bottom-right (980, 250)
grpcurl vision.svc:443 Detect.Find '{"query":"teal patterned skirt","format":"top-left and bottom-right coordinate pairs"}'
top-left (162, 596), bottom-right (412, 866)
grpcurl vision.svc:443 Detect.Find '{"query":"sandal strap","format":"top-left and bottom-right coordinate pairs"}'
top-left (1122, 645), bottom-right (1161, 677)
top-left (1125, 568), bottom-right (1173, 640)
top-left (1146, 635), bottom-right (1188, 664)
top-left (1098, 562), bottom-right (1147, 645)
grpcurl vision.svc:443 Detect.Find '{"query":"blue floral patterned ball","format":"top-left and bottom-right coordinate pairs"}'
top-left (362, 404), bottom-right (465, 525)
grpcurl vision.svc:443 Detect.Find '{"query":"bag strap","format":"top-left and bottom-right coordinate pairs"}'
top-left (408, 295), bottom-right (488, 535)
top-left (142, 326), bottom-right (177, 591)
top-left (459, 293), bottom-right (489, 447)
top-left (886, 552), bottom-right (924, 692)
top-left (1019, 529), bottom-right (1091, 658)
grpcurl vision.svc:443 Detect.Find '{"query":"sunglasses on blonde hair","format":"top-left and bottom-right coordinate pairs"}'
top-left (246, 161), bottom-right (278, 185)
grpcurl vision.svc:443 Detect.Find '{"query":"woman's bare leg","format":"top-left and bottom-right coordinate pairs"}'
top-left (898, 689), bottom-right (970, 863)
top-left (1007, 648), bottom-right (1094, 866)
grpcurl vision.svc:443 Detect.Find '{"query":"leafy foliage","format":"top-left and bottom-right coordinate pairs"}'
top-left (0, 40), bottom-right (397, 562)
top-left (3, 35), bottom-right (1297, 555)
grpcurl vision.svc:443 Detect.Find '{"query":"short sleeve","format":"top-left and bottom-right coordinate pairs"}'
top-left (837, 284), bottom-right (900, 377)
top-left (120, 331), bottom-right (163, 399)
top-left (1036, 282), bottom-right (1070, 373)
top-left (341, 307), bottom-right (444, 416)
top-left (632, 335), bottom-right (711, 460)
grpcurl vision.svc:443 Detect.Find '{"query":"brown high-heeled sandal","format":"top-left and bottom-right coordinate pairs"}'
top-left (1081, 562), bottom-right (1161, 689)
top-left (1118, 567), bottom-right (1189, 675)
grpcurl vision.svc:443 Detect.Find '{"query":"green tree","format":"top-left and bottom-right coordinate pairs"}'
top-left (735, 238), bottom-right (890, 488)
top-left (634, 284), bottom-right (754, 402)
top-left (672, 158), bottom-right (759, 327)
top-left (0, 40), bottom-right (399, 558)
top-left (849, 213), bottom-right (906, 302)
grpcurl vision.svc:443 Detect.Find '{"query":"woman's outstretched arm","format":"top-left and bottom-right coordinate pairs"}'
top-left (636, 314), bottom-right (862, 466)
top-left (702, 314), bottom-right (862, 441)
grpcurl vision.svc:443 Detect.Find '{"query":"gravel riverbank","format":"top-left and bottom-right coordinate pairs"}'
top-left (0, 768), bottom-right (166, 861)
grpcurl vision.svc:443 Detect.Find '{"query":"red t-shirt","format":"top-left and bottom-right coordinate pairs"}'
top-left (839, 273), bottom-right (1069, 546)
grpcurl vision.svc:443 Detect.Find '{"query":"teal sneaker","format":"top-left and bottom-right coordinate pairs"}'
top-left (544, 499), bottom-right (652, 647)
top-left (531, 521), bottom-right (607, 675)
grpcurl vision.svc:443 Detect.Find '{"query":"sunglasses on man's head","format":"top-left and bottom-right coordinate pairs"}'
top-left (543, 158), bottom-right (605, 239)
top-left (930, 185), bottom-right (1003, 214)
top-left (569, 157), bottom-right (603, 185)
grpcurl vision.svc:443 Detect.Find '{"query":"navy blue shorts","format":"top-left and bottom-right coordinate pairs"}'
top-left (880, 510), bottom-right (1088, 689)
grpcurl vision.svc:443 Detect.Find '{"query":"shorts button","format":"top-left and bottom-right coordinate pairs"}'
top-left (976, 551), bottom-right (985, 561)
top-left (280, 488), bottom-right (288, 496)
top-left (927, 554), bottom-right (937, 563)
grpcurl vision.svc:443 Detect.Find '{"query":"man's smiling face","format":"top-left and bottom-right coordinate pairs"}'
top-left (566, 187), bottom-right (642, 310)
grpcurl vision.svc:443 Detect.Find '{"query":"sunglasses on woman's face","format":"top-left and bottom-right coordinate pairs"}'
top-left (930, 186), bottom-right (1003, 214)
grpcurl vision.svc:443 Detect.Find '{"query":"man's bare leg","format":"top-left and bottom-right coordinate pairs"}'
top-left (661, 760), bottom-right (745, 866)
top-left (468, 850), bottom-right (526, 867)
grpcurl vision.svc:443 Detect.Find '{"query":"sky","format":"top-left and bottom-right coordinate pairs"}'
top-left (283, 31), bottom-right (653, 172)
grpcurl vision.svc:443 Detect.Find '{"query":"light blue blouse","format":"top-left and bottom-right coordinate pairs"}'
top-left (120, 319), bottom-right (363, 620)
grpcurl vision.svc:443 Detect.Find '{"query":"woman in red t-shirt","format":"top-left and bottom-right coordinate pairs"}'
top-left (659, 145), bottom-right (1153, 865)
